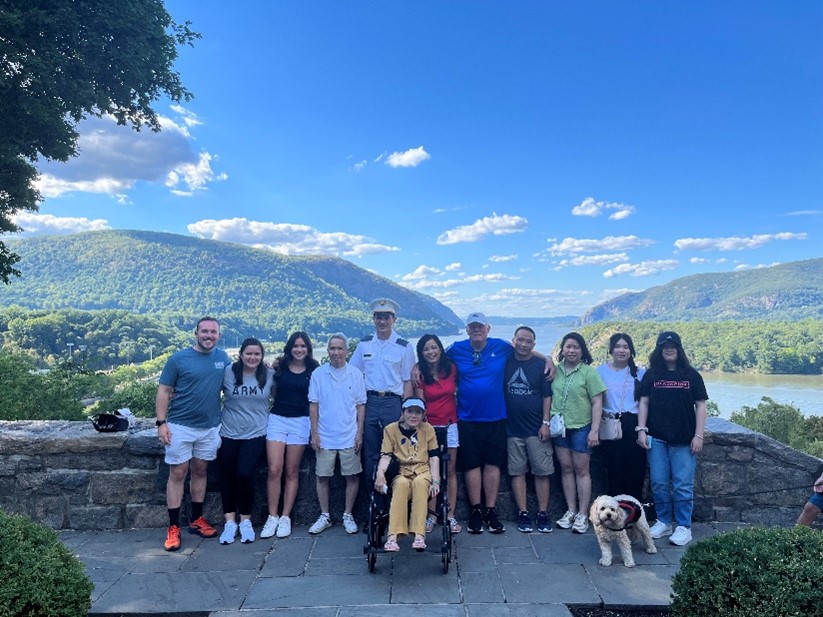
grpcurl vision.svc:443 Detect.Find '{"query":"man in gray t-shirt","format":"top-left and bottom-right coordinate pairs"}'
top-left (155, 317), bottom-right (230, 551)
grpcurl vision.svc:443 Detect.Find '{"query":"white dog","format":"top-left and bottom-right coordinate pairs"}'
top-left (589, 494), bottom-right (657, 567)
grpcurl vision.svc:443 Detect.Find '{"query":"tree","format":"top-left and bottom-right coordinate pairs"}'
top-left (0, 0), bottom-right (199, 282)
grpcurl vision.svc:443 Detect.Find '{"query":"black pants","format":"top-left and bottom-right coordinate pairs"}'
top-left (217, 436), bottom-right (265, 515)
top-left (598, 413), bottom-right (647, 502)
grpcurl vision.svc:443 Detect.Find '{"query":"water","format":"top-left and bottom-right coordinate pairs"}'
top-left (410, 323), bottom-right (823, 419)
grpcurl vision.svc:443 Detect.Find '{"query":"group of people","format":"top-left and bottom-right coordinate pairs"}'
top-left (155, 303), bottom-right (712, 553)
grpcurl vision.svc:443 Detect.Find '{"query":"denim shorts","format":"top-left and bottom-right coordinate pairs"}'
top-left (810, 491), bottom-right (823, 510)
top-left (552, 423), bottom-right (592, 454)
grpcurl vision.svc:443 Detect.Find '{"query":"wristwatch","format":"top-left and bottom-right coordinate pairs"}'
top-left (634, 426), bottom-right (649, 433)
top-left (542, 420), bottom-right (552, 427)
top-left (155, 419), bottom-right (167, 427)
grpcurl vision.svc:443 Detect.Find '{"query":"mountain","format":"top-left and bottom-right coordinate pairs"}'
top-left (0, 230), bottom-right (463, 339)
top-left (582, 259), bottom-right (823, 323)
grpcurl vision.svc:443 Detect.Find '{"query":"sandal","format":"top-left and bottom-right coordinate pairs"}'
top-left (448, 517), bottom-right (462, 534)
top-left (384, 536), bottom-right (400, 552)
top-left (425, 514), bottom-right (436, 533)
top-left (412, 535), bottom-right (427, 551)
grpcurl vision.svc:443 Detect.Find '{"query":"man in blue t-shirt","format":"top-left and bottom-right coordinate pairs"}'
top-left (446, 313), bottom-right (516, 534)
top-left (504, 326), bottom-right (554, 533)
top-left (156, 317), bottom-right (231, 551)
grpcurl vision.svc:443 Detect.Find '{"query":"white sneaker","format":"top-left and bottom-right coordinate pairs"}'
top-left (649, 521), bottom-right (673, 539)
top-left (342, 512), bottom-right (358, 534)
top-left (276, 516), bottom-right (292, 538)
top-left (572, 513), bottom-right (589, 534)
top-left (219, 520), bottom-right (237, 545)
top-left (260, 515), bottom-right (279, 539)
top-left (309, 513), bottom-right (332, 535)
top-left (556, 510), bottom-right (577, 529)
top-left (670, 526), bottom-right (692, 546)
top-left (239, 519), bottom-right (255, 543)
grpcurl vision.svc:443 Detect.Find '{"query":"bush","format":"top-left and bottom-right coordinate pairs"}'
top-left (86, 380), bottom-right (158, 418)
top-left (671, 526), bottom-right (823, 617)
top-left (0, 510), bottom-right (93, 616)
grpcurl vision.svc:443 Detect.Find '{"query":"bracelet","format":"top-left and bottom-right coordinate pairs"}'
top-left (694, 434), bottom-right (704, 440)
top-left (432, 480), bottom-right (441, 485)
top-left (634, 426), bottom-right (649, 433)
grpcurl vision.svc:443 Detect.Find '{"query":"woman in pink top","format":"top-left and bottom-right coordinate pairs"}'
top-left (414, 334), bottom-right (461, 534)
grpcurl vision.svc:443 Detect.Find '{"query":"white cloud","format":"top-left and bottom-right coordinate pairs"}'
top-left (444, 262), bottom-right (462, 271)
top-left (785, 210), bottom-right (822, 216)
top-left (34, 109), bottom-right (226, 200)
top-left (538, 235), bottom-right (654, 257)
top-left (401, 265), bottom-right (442, 281)
top-left (489, 254), bottom-right (517, 263)
top-left (734, 262), bottom-right (781, 271)
top-left (553, 253), bottom-right (630, 269)
top-left (674, 232), bottom-right (807, 251)
top-left (441, 287), bottom-right (593, 319)
top-left (689, 257), bottom-right (710, 264)
top-left (12, 212), bottom-right (111, 235)
top-left (187, 218), bottom-right (400, 257)
top-left (571, 197), bottom-right (636, 220)
top-left (437, 213), bottom-right (529, 245)
top-left (602, 259), bottom-right (679, 278)
top-left (350, 159), bottom-right (367, 172)
top-left (401, 273), bottom-right (518, 290)
top-left (385, 146), bottom-right (430, 168)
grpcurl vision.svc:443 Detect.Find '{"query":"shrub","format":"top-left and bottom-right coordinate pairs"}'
top-left (86, 380), bottom-right (158, 418)
top-left (671, 526), bottom-right (823, 617)
top-left (0, 510), bottom-right (93, 617)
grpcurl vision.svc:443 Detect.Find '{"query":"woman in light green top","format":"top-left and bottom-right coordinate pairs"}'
top-left (550, 332), bottom-right (606, 535)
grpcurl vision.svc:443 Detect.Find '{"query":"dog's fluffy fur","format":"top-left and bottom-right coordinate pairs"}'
top-left (589, 494), bottom-right (657, 567)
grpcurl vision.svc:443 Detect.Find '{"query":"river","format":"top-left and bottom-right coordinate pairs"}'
top-left (419, 323), bottom-right (823, 419)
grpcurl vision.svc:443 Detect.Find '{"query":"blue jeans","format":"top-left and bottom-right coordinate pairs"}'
top-left (647, 437), bottom-right (696, 528)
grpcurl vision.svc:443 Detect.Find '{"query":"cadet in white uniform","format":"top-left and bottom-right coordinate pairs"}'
top-left (350, 298), bottom-right (416, 483)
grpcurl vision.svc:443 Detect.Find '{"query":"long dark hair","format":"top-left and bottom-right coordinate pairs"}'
top-left (609, 332), bottom-right (643, 400)
top-left (277, 331), bottom-right (319, 374)
top-left (557, 332), bottom-right (594, 365)
top-left (648, 332), bottom-right (693, 372)
top-left (416, 334), bottom-right (453, 385)
top-left (233, 338), bottom-right (268, 388)
top-left (608, 332), bottom-right (639, 378)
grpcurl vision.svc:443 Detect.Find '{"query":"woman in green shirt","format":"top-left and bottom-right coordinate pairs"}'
top-left (550, 332), bottom-right (606, 535)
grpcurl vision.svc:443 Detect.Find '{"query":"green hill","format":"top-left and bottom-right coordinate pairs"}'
top-left (582, 259), bottom-right (823, 323)
top-left (1, 230), bottom-right (463, 339)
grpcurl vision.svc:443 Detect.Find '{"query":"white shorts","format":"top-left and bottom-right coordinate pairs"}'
top-left (266, 414), bottom-right (310, 446)
top-left (164, 423), bottom-right (221, 465)
top-left (432, 423), bottom-right (460, 449)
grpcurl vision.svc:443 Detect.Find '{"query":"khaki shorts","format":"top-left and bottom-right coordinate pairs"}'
top-left (164, 423), bottom-right (221, 465)
top-left (507, 436), bottom-right (555, 476)
top-left (315, 447), bottom-right (362, 477)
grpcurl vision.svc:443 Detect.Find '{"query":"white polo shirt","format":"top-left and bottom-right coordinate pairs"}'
top-left (308, 362), bottom-right (367, 449)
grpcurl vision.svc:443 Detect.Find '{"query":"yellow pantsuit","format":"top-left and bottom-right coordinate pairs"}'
top-left (381, 422), bottom-right (438, 537)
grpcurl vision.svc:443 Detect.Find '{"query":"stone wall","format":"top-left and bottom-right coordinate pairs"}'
top-left (1, 417), bottom-right (820, 530)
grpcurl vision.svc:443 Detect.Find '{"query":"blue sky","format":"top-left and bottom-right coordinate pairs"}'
top-left (16, 1), bottom-right (823, 318)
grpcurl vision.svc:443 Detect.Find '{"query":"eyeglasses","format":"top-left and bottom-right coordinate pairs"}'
top-left (472, 351), bottom-right (481, 366)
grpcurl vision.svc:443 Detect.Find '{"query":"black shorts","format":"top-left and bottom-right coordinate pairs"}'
top-left (458, 419), bottom-right (507, 471)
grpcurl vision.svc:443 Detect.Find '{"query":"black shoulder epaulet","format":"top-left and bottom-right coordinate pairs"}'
top-left (360, 335), bottom-right (374, 342)
top-left (396, 338), bottom-right (409, 347)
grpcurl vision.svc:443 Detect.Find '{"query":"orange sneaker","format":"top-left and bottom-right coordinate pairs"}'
top-left (164, 525), bottom-right (181, 551)
top-left (188, 516), bottom-right (218, 538)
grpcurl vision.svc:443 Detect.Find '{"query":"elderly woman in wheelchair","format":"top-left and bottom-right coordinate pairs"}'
top-left (374, 398), bottom-right (440, 551)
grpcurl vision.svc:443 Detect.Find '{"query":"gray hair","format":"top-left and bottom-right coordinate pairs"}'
top-left (327, 332), bottom-right (348, 348)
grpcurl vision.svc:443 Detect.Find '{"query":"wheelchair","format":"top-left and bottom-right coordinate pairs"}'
top-left (363, 445), bottom-right (453, 573)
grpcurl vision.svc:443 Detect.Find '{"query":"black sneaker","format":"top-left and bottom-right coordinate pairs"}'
top-left (517, 511), bottom-right (533, 533)
top-left (467, 506), bottom-right (484, 534)
top-left (536, 510), bottom-right (553, 533)
top-left (484, 507), bottom-right (505, 534)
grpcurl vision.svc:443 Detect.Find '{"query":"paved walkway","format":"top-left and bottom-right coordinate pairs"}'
top-left (61, 521), bottom-right (738, 616)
